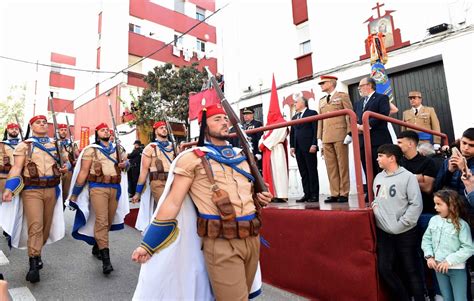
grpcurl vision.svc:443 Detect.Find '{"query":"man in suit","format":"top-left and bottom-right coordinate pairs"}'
top-left (401, 91), bottom-right (441, 148)
top-left (355, 77), bottom-right (391, 183)
top-left (317, 75), bottom-right (353, 203)
top-left (290, 95), bottom-right (319, 202)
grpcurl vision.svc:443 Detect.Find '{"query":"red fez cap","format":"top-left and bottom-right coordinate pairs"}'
top-left (29, 115), bottom-right (47, 125)
top-left (6, 123), bottom-right (19, 130)
top-left (198, 103), bottom-right (226, 124)
top-left (95, 123), bottom-right (109, 131)
top-left (58, 124), bottom-right (67, 129)
top-left (153, 121), bottom-right (166, 129)
top-left (318, 75), bottom-right (338, 85)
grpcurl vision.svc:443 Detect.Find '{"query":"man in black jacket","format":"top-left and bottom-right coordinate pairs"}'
top-left (290, 96), bottom-right (319, 202)
top-left (355, 77), bottom-right (391, 181)
top-left (127, 140), bottom-right (143, 197)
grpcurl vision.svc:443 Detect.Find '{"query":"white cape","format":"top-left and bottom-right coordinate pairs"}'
top-left (0, 179), bottom-right (65, 249)
top-left (135, 174), bottom-right (153, 232)
top-left (67, 144), bottom-right (130, 245)
top-left (133, 147), bottom-right (262, 300)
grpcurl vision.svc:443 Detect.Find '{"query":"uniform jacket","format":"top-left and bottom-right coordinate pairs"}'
top-left (355, 92), bottom-right (391, 147)
top-left (243, 119), bottom-right (263, 157)
top-left (290, 109), bottom-right (318, 152)
top-left (317, 91), bottom-right (353, 143)
top-left (401, 106), bottom-right (441, 144)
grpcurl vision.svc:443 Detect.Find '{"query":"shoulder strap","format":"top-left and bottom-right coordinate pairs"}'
top-left (194, 149), bottom-right (218, 191)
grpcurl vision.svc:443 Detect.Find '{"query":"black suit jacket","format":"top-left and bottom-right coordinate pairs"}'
top-left (355, 92), bottom-right (392, 147)
top-left (290, 109), bottom-right (318, 152)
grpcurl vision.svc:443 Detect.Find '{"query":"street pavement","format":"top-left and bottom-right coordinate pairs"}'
top-left (0, 208), bottom-right (306, 300)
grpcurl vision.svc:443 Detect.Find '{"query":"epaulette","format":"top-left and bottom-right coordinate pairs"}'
top-left (193, 148), bottom-right (206, 157)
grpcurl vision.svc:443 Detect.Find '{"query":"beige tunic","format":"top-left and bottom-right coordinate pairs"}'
top-left (401, 106), bottom-right (441, 144)
top-left (14, 140), bottom-right (67, 178)
top-left (82, 144), bottom-right (126, 176)
top-left (0, 141), bottom-right (15, 180)
top-left (174, 150), bottom-right (255, 217)
top-left (142, 142), bottom-right (175, 173)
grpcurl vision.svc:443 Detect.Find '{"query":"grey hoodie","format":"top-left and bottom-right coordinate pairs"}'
top-left (372, 166), bottom-right (423, 234)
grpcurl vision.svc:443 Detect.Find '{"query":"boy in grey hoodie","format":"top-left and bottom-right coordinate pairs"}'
top-left (372, 144), bottom-right (424, 301)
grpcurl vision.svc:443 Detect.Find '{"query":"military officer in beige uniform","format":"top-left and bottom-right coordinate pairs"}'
top-left (2, 115), bottom-right (68, 283)
top-left (0, 123), bottom-right (20, 192)
top-left (401, 91), bottom-right (441, 147)
top-left (57, 123), bottom-right (78, 208)
top-left (132, 103), bottom-right (272, 300)
top-left (69, 122), bottom-right (128, 275)
top-left (133, 121), bottom-right (176, 231)
top-left (317, 75), bottom-right (353, 203)
top-left (132, 121), bottom-right (175, 204)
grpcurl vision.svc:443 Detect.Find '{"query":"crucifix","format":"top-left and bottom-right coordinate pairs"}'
top-left (372, 2), bottom-right (385, 18)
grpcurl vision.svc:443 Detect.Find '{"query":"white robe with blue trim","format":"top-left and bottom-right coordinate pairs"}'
top-left (133, 146), bottom-right (262, 300)
top-left (67, 144), bottom-right (130, 244)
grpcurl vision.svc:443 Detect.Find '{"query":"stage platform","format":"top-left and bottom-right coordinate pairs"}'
top-left (259, 197), bottom-right (386, 301)
top-left (124, 196), bottom-right (386, 301)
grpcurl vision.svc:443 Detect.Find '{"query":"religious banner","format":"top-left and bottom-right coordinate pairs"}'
top-left (360, 2), bottom-right (410, 60)
top-left (80, 126), bottom-right (90, 149)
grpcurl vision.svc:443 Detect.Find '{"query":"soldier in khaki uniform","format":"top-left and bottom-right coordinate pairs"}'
top-left (132, 103), bottom-right (272, 300)
top-left (401, 91), bottom-right (441, 147)
top-left (317, 75), bottom-right (353, 203)
top-left (132, 121), bottom-right (175, 205)
top-left (133, 121), bottom-right (176, 231)
top-left (2, 115), bottom-right (68, 283)
top-left (57, 123), bottom-right (78, 208)
top-left (69, 122), bottom-right (128, 275)
top-left (0, 123), bottom-right (20, 192)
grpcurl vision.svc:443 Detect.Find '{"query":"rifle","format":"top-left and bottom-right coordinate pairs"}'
top-left (204, 67), bottom-right (267, 195)
top-left (14, 114), bottom-right (24, 141)
top-left (107, 97), bottom-right (123, 164)
top-left (165, 119), bottom-right (178, 157)
top-left (65, 113), bottom-right (77, 162)
top-left (48, 93), bottom-right (63, 167)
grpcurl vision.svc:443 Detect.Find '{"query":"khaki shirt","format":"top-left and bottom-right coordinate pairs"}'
top-left (174, 150), bottom-right (255, 217)
top-left (82, 144), bottom-right (126, 176)
top-left (0, 141), bottom-right (15, 179)
top-left (142, 142), bottom-right (175, 172)
top-left (14, 139), bottom-right (67, 178)
top-left (317, 91), bottom-right (353, 143)
top-left (401, 106), bottom-right (441, 144)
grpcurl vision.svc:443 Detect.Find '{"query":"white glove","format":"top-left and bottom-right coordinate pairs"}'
top-left (343, 135), bottom-right (352, 145)
top-left (255, 154), bottom-right (262, 160)
top-left (433, 144), bottom-right (441, 151)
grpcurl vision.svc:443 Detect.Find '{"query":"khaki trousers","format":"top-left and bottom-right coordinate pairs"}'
top-left (323, 141), bottom-right (350, 197)
top-left (0, 178), bottom-right (5, 193)
top-left (150, 179), bottom-right (165, 208)
top-left (61, 171), bottom-right (72, 203)
top-left (202, 236), bottom-right (260, 301)
top-left (90, 187), bottom-right (118, 249)
top-left (21, 188), bottom-right (57, 257)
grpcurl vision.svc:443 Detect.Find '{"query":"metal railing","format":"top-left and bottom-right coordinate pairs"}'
top-left (362, 111), bottom-right (449, 202)
top-left (182, 109), bottom-right (367, 208)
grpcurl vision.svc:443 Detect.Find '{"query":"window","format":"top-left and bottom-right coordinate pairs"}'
top-left (49, 91), bottom-right (59, 98)
top-left (174, 34), bottom-right (183, 47)
top-left (51, 64), bottom-right (61, 74)
top-left (196, 39), bottom-right (205, 52)
top-left (196, 7), bottom-right (205, 21)
top-left (129, 23), bottom-right (141, 34)
top-left (299, 40), bottom-right (311, 55)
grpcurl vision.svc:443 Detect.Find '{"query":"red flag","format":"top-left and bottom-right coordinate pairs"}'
top-left (188, 88), bottom-right (220, 120)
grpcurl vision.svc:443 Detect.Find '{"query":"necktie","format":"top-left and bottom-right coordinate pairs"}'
top-left (415, 108), bottom-right (418, 115)
top-left (363, 97), bottom-right (369, 109)
top-left (326, 95), bottom-right (331, 103)
top-left (296, 112), bottom-right (302, 119)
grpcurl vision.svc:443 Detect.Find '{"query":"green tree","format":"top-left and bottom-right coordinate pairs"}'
top-left (0, 84), bottom-right (26, 133)
top-left (132, 62), bottom-right (206, 131)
